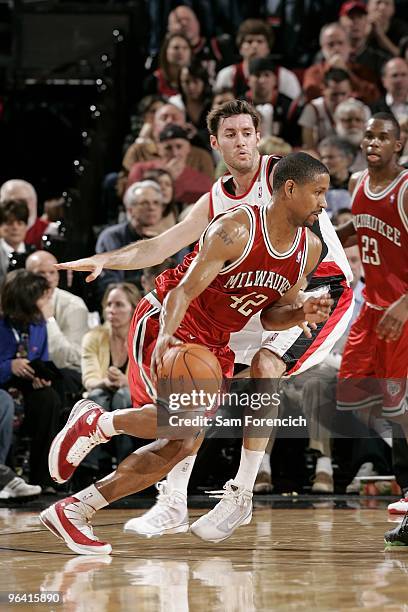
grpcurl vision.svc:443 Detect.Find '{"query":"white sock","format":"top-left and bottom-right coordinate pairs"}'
top-left (234, 447), bottom-right (265, 491)
top-left (167, 455), bottom-right (197, 496)
top-left (74, 484), bottom-right (109, 512)
top-left (98, 411), bottom-right (119, 437)
top-left (316, 456), bottom-right (333, 476)
top-left (260, 452), bottom-right (271, 474)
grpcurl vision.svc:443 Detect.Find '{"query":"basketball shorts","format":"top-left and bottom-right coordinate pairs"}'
top-left (233, 276), bottom-right (354, 376)
top-left (128, 292), bottom-right (235, 408)
top-left (337, 302), bottom-right (408, 418)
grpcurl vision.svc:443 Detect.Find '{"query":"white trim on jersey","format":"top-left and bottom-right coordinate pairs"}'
top-left (132, 302), bottom-right (160, 401)
top-left (260, 205), bottom-right (302, 259)
top-left (297, 231), bottom-right (309, 282)
top-left (397, 179), bottom-right (408, 235)
top-left (364, 169), bottom-right (408, 200)
top-left (218, 205), bottom-right (256, 275)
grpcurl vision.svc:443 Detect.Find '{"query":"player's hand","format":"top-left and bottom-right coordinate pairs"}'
top-left (376, 296), bottom-right (408, 342)
top-left (55, 257), bottom-right (105, 283)
top-left (302, 293), bottom-right (333, 326)
top-left (298, 321), bottom-right (318, 339)
top-left (150, 334), bottom-right (182, 385)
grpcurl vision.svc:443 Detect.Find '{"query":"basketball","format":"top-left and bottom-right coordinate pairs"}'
top-left (157, 343), bottom-right (223, 412)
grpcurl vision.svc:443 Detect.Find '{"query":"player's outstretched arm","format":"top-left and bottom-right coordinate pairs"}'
top-left (151, 213), bottom-right (249, 379)
top-left (261, 230), bottom-right (333, 333)
top-left (55, 193), bottom-right (211, 282)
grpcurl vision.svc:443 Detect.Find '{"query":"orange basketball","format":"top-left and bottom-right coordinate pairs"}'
top-left (157, 343), bottom-right (223, 412)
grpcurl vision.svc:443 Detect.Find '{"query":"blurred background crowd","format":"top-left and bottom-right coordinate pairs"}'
top-left (0, 0), bottom-right (407, 501)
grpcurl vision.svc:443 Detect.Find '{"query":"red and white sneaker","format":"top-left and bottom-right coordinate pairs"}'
top-left (49, 399), bottom-right (110, 484)
top-left (388, 497), bottom-right (408, 515)
top-left (39, 497), bottom-right (112, 555)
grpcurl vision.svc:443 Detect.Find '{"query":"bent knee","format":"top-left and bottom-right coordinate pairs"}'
top-left (251, 348), bottom-right (286, 378)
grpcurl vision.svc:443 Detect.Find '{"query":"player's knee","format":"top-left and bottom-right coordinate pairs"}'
top-left (251, 348), bottom-right (286, 378)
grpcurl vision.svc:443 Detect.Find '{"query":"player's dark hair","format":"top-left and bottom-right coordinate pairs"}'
top-left (273, 153), bottom-right (329, 192)
top-left (371, 112), bottom-right (401, 139)
top-left (207, 99), bottom-right (260, 136)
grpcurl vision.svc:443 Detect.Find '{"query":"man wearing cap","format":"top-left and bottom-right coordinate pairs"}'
top-left (245, 56), bottom-right (294, 143)
top-left (127, 124), bottom-right (213, 205)
top-left (339, 0), bottom-right (391, 84)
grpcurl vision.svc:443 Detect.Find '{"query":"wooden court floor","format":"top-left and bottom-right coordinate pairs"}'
top-left (0, 504), bottom-right (407, 611)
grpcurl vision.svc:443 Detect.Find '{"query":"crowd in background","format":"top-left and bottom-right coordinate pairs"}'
top-left (0, 0), bottom-right (407, 500)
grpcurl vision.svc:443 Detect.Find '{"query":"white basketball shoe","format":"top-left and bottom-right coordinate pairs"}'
top-left (124, 481), bottom-right (189, 537)
top-left (190, 480), bottom-right (252, 543)
top-left (388, 495), bottom-right (408, 515)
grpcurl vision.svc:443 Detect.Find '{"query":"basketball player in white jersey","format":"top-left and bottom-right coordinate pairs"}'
top-left (57, 100), bottom-right (354, 543)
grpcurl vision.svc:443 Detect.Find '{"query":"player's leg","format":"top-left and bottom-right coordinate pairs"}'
top-left (190, 348), bottom-right (285, 542)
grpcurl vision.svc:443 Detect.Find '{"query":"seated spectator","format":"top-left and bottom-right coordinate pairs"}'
top-left (334, 98), bottom-right (371, 171)
top-left (372, 57), bottom-right (408, 121)
top-left (303, 22), bottom-right (381, 105)
top-left (127, 125), bottom-right (213, 205)
top-left (81, 283), bottom-right (141, 471)
top-left (0, 179), bottom-right (49, 249)
top-left (140, 259), bottom-right (176, 295)
top-left (257, 135), bottom-right (293, 157)
top-left (331, 207), bottom-right (354, 227)
top-left (0, 389), bottom-right (41, 499)
top-left (141, 168), bottom-right (179, 231)
top-left (299, 68), bottom-right (354, 148)
top-left (123, 103), bottom-right (214, 180)
top-left (212, 88), bottom-right (236, 109)
top-left (96, 181), bottom-right (164, 294)
top-left (339, 1), bottom-right (391, 85)
top-left (245, 56), bottom-right (294, 143)
top-left (366, 0), bottom-right (408, 58)
top-left (169, 61), bottom-right (213, 144)
top-left (167, 5), bottom-right (235, 80)
top-left (144, 32), bottom-right (192, 97)
top-left (0, 270), bottom-right (62, 488)
top-left (214, 19), bottom-right (301, 101)
top-left (25, 250), bottom-right (89, 373)
top-left (0, 200), bottom-right (35, 286)
top-left (318, 136), bottom-right (355, 216)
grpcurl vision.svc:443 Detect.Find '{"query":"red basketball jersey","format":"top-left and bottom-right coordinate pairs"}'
top-left (155, 205), bottom-right (308, 348)
top-left (351, 169), bottom-right (408, 308)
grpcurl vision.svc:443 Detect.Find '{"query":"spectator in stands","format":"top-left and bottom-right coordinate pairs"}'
top-left (318, 136), bottom-right (354, 216)
top-left (144, 32), bottom-right (192, 97)
top-left (245, 56), bottom-right (294, 142)
top-left (127, 125), bottom-right (213, 206)
top-left (96, 181), bottom-right (164, 294)
top-left (0, 270), bottom-right (61, 489)
top-left (123, 102), bottom-right (214, 179)
top-left (331, 207), bottom-right (354, 227)
top-left (169, 61), bottom-right (213, 144)
top-left (0, 180), bottom-right (49, 250)
top-left (81, 283), bottom-right (141, 471)
top-left (167, 5), bottom-right (235, 80)
top-left (140, 259), bottom-right (176, 295)
top-left (303, 22), bottom-right (380, 105)
top-left (339, 1), bottom-right (391, 85)
top-left (214, 19), bottom-right (301, 101)
top-left (141, 168), bottom-right (179, 232)
top-left (372, 57), bottom-right (408, 121)
top-left (299, 68), bottom-right (354, 148)
top-left (366, 0), bottom-right (408, 58)
top-left (212, 88), bottom-right (236, 109)
top-left (334, 98), bottom-right (371, 171)
top-left (25, 250), bottom-right (89, 373)
top-left (0, 200), bottom-right (35, 287)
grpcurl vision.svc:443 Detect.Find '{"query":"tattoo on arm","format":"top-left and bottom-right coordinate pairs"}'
top-left (216, 228), bottom-right (234, 245)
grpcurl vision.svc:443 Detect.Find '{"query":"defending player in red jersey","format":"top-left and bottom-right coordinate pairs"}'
top-left (337, 113), bottom-right (408, 418)
top-left (40, 152), bottom-right (333, 554)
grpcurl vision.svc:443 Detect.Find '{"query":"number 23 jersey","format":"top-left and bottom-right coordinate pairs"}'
top-left (155, 205), bottom-right (308, 348)
top-left (351, 169), bottom-right (408, 308)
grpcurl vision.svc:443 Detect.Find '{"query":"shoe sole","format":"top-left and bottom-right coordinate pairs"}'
top-left (48, 399), bottom-right (98, 484)
top-left (190, 511), bottom-right (252, 543)
top-left (123, 522), bottom-right (189, 538)
top-left (388, 508), bottom-right (408, 515)
top-left (39, 506), bottom-right (112, 555)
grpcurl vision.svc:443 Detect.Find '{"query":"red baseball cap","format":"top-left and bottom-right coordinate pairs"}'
top-left (339, 1), bottom-right (367, 17)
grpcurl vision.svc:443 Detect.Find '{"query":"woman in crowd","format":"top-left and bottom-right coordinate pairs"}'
top-left (0, 269), bottom-right (61, 489)
top-left (81, 282), bottom-right (141, 469)
top-left (144, 32), bottom-right (192, 97)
